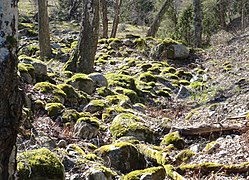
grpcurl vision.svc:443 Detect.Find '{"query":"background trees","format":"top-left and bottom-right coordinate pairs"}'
top-left (0, 1), bottom-right (23, 179)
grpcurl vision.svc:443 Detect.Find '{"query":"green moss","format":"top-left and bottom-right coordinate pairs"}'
top-left (110, 113), bottom-right (154, 142)
top-left (175, 149), bottom-right (195, 162)
top-left (34, 82), bottom-right (66, 98)
top-left (139, 72), bottom-right (157, 82)
top-left (106, 94), bottom-right (130, 105)
top-left (203, 141), bottom-right (219, 153)
top-left (179, 79), bottom-right (190, 85)
top-left (188, 81), bottom-right (206, 89)
top-left (17, 148), bottom-right (64, 179)
top-left (160, 131), bottom-right (185, 149)
top-left (164, 73), bottom-right (179, 80)
top-left (27, 45), bottom-right (39, 54)
top-left (85, 153), bottom-right (102, 161)
top-left (61, 109), bottom-right (80, 123)
top-left (18, 22), bottom-right (35, 29)
top-left (45, 103), bottom-right (64, 117)
top-left (140, 63), bottom-right (152, 71)
top-left (123, 166), bottom-right (165, 180)
top-left (67, 144), bottom-right (86, 156)
top-left (18, 63), bottom-right (35, 80)
top-left (102, 105), bottom-right (126, 121)
top-left (57, 83), bottom-right (79, 98)
top-left (114, 87), bottom-right (139, 103)
top-left (97, 87), bottom-right (115, 97)
top-left (98, 38), bottom-right (107, 44)
top-left (163, 164), bottom-right (174, 179)
top-left (107, 38), bottom-right (120, 44)
top-left (156, 89), bottom-right (171, 97)
top-left (162, 67), bottom-right (176, 74)
top-left (105, 73), bottom-right (137, 91)
top-left (76, 116), bottom-right (100, 128)
top-left (34, 100), bottom-right (45, 109)
top-left (185, 108), bottom-right (200, 120)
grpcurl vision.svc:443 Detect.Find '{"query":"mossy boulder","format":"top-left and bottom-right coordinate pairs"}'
top-left (123, 166), bottom-right (166, 180)
top-left (34, 82), bottom-right (66, 103)
top-left (18, 63), bottom-right (35, 84)
top-left (160, 131), bottom-right (185, 149)
top-left (166, 44), bottom-right (189, 60)
top-left (97, 87), bottom-right (115, 97)
top-left (66, 73), bottom-right (95, 94)
top-left (74, 116), bottom-right (100, 139)
top-left (102, 105), bottom-right (126, 122)
top-left (106, 94), bottom-right (131, 106)
top-left (66, 143), bottom-right (86, 156)
top-left (139, 72), bottom-right (157, 82)
top-left (61, 109), bottom-right (80, 123)
top-left (84, 99), bottom-right (106, 113)
top-left (105, 73), bottom-right (137, 91)
top-left (45, 103), bottom-right (64, 117)
top-left (94, 142), bottom-right (146, 173)
top-left (175, 149), bottom-right (195, 163)
top-left (114, 87), bottom-right (140, 103)
top-left (110, 113), bottom-right (155, 142)
top-left (17, 148), bottom-right (64, 179)
top-left (57, 83), bottom-right (80, 107)
top-left (88, 72), bottom-right (108, 88)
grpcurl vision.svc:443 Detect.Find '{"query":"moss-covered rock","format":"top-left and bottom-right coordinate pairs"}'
top-left (160, 131), bottom-right (185, 149)
top-left (17, 148), bottom-right (64, 179)
top-left (66, 73), bottom-right (95, 94)
top-left (110, 113), bottom-right (155, 142)
top-left (74, 116), bottom-right (100, 139)
top-left (105, 73), bottom-right (137, 91)
top-left (102, 105), bottom-right (126, 122)
top-left (123, 166), bottom-right (166, 180)
top-left (66, 143), bottom-right (86, 156)
top-left (61, 109), bottom-right (80, 123)
top-left (94, 142), bottom-right (146, 173)
top-left (139, 72), bottom-right (157, 82)
top-left (34, 82), bottom-right (66, 103)
top-left (175, 149), bottom-right (195, 162)
top-left (84, 99), bottom-right (106, 113)
top-left (45, 103), bottom-right (64, 117)
top-left (57, 83), bottom-right (80, 106)
top-left (114, 87), bottom-right (140, 103)
top-left (97, 86), bottom-right (115, 97)
top-left (18, 63), bottom-right (35, 84)
top-left (106, 94), bottom-right (131, 106)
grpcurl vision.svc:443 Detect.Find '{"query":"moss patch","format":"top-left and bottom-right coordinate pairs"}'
top-left (160, 131), bottom-right (185, 149)
top-left (45, 103), bottom-right (64, 117)
top-left (17, 148), bottom-right (64, 179)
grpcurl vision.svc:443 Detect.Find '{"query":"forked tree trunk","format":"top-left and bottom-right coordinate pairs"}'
top-left (0, 1), bottom-right (23, 179)
top-left (100, 0), bottom-right (108, 38)
top-left (193, 0), bottom-right (202, 47)
top-left (38, 0), bottom-right (51, 59)
top-left (110, 0), bottom-right (122, 38)
top-left (146, 0), bottom-right (171, 37)
top-left (64, 0), bottom-right (99, 74)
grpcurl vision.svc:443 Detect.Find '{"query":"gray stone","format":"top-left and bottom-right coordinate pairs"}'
top-left (167, 44), bottom-right (189, 60)
top-left (32, 61), bottom-right (47, 75)
top-left (176, 86), bottom-right (191, 99)
top-left (88, 73), bottom-right (108, 88)
top-left (74, 121), bottom-right (99, 139)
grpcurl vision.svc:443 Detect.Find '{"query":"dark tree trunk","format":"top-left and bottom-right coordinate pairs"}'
top-left (146, 0), bottom-right (171, 37)
top-left (217, 0), bottom-right (226, 29)
top-left (110, 0), bottom-right (122, 38)
top-left (64, 0), bottom-right (99, 74)
top-left (193, 0), bottom-right (202, 47)
top-left (100, 0), bottom-right (108, 38)
top-left (0, 1), bottom-right (23, 179)
top-left (38, 0), bottom-right (52, 59)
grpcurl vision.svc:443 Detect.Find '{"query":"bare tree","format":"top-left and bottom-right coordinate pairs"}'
top-left (0, 1), bottom-right (23, 179)
top-left (110, 0), bottom-right (122, 38)
top-left (64, 0), bottom-right (99, 74)
top-left (38, 0), bottom-right (52, 59)
top-left (193, 0), bottom-right (202, 47)
top-left (146, 0), bottom-right (171, 37)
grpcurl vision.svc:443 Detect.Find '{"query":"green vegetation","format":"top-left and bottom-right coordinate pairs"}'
top-left (160, 131), bottom-right (185, 149)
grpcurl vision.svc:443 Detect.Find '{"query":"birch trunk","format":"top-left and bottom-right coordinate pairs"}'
top-left (0, 1), bottom-right (23, 179)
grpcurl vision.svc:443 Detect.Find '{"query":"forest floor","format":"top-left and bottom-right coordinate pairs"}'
top-left (16, 1), bottom-right (249, 179)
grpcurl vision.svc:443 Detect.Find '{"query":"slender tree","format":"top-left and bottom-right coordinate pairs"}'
top-left (217, 0), bottom-right (226, 29)
top-left (0, 1), bottom-right (23, 179)
top-left (146, 0), bottom-right (171, 37)
top-left (100, 0), bottom-right (108, 38)
top-left (38, 0), bottom-right (52, 59)
top-left (64, 0), bottom-right (99, 74)
top-left (193, 0), bottom-right (202, 47)
top-left (110, 0), bottom-right (122, 38)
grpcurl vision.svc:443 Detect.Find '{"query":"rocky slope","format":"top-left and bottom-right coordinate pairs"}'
top-left (16, 19), bottom-right (249, 180)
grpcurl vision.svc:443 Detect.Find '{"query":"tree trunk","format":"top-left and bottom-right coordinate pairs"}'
top-left (38, 0), bottom-right (52, 60)
top-left (146, 0), bottom-right (171, 37)
top-left (0, 1), bottom-right (23, 179)
top-left (100, 0), bottom-right (108, 38)
top-left (217, 0), bottom-right (226, 29)
top-left (241, 0), bottom-right (246, 32)
top-left (110, 0), bottom-right (122, 38)
top-left (64, 0), bottom-right (99, 74)
top-left (193, 0), bottom-right (202, 47)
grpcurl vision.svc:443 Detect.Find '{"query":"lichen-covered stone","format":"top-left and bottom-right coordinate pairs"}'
top-left (66, 73), bottom-right (95, 94)
top-left (123, 166), bottom-right (166, 180)
top-left (88, 72), bottom-right (108, 88)
top-left (17, 148), bottom-right (64, 179)
top-left (160, 131), bottom-right (185, 149)
top-left (110, 113), bottom-right (155, 142)
top-left (57, 83), bottom-right (80, 107)
top-left (114, 87), bottom-right (140, 103)
top-left (84, 100), bottom-right (106, 113)
top-left (18, 63), bottom-right (35, 84)
top-left (94, 142), bottom-right (146, 173)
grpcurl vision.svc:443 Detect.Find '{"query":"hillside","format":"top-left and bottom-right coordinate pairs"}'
top-left (16, 2), bottom-right (249, 179)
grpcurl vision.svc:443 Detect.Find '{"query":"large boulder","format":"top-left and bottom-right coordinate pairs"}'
top-left (88, 72), bottom-right (108, 88)
top-left (66, 73), bottom-right (95, 94)
top-left (166, 44), bottom-right (189, 60)
top-left (110, 113), bottom-right (155, 142)
top-left (94, 142), bottom-right (146, 173)
top-left (17, 148), bottom-right (64, 179)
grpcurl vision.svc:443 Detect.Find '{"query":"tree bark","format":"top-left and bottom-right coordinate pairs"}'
top-left (110, 0), bottom-right (122, 38)
top-left (241, 0), bottom-right (246, 32)
top-left (0, 1), bottom-right (23, 179)
top-left (217, 0), bottom-right (226, 29)
top-left (64, 0), bottom-right (99, 74)
top-left (146, 0), bottom-right (171, 37)
top-left (193, 0), bottom-right (202, 47)
top-left (100, 0), bottom-right (108, 38)
top-left (38, 0), bottom-right (52, 60)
